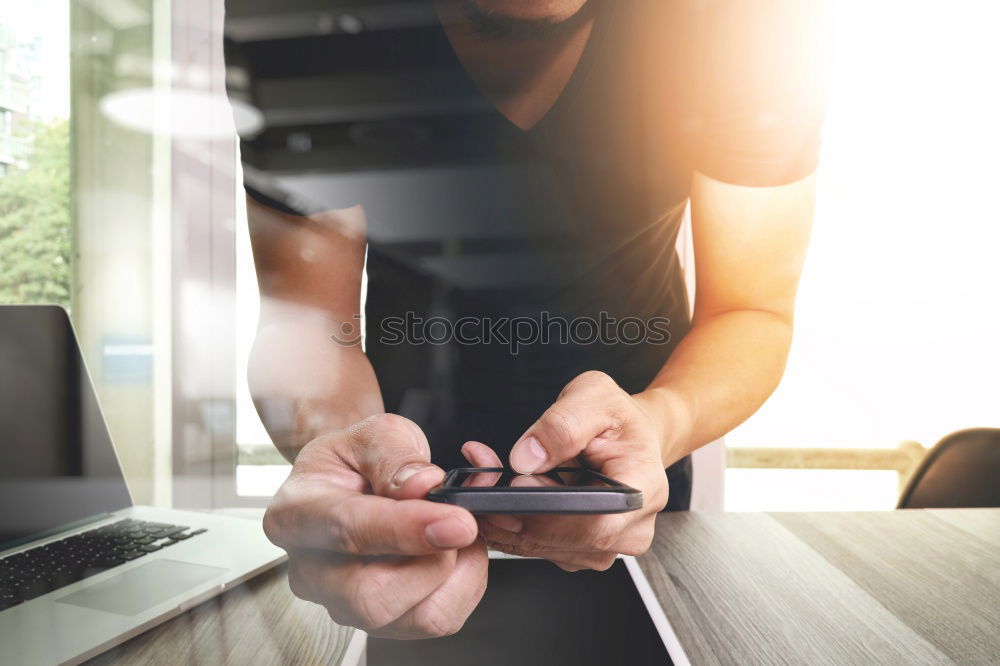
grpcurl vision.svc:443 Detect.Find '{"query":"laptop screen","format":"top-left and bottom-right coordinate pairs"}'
top-left (0, 306), bottom-right (132, 550)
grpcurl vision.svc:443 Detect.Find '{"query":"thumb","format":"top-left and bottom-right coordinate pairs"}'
top-left (509, 399), bottom-right (615, 475)
top-left (510, 372), bottom-right (629, 474)
top-left (345, 414), bottom-right (445, 500)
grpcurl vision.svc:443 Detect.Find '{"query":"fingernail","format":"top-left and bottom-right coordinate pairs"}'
top-left (485, 515), bottom-right (523, 533)
top-left (510, 435), bottom-right (547, 474)
top-left (425, 519), bottom-right (473, 549)
top-left (392, 463), bottom-right (432, 488)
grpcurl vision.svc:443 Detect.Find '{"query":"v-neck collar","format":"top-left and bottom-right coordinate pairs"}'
top-left (435, 1), bottom-right (614, 135)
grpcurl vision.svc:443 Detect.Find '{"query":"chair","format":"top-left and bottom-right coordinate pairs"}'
top-left (897, 428), bottom-right (1000, 509)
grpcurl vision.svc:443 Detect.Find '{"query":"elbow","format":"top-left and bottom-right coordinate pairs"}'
top-left (693, 304), bottom-right (796, 332)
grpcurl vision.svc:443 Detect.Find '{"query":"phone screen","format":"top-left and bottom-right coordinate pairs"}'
top-left (366, 559), bottom-right (672, 666)
top-left (447, 468), bottom-right (619, 489)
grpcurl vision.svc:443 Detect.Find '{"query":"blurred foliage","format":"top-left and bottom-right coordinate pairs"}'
top-left (0, 119), bottom-right (71, 307)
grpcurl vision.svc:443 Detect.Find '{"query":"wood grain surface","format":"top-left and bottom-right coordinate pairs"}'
top-left (87, 510), bottom-right (1000, 665)
top-left (771, 510), bottom-right (1000, 663)
top-left (638, 510), bottom-right (999, 665)
top-left (928, 508), bottom-right (1000, 549)
top-left (85, 563), bottom-right (355, 665)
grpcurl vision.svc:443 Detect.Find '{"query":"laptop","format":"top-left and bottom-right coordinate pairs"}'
top-left (0, 305), bottom-right (286, 665)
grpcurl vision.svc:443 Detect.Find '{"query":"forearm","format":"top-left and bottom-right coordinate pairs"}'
top-left (249, 310), bottom-right (383, 462)
top-left (637, 309), bottom-right (793, 467)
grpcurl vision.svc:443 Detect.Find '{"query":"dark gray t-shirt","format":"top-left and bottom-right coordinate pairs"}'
top-left (227, 0), bottom-right (826, 509)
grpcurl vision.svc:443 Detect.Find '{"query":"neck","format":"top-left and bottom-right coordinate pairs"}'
top-left (436, 1), bottom-right (596, 129)
top-left (449, 1), bottom-right (594, 43)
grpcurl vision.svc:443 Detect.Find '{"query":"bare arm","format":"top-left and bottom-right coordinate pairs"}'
top-left (245, 198), bottom-right (382, 462)
top-left (642, 170), bottom-right (816, 465)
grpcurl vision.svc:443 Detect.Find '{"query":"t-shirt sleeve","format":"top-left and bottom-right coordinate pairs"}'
top-left (696, 0), bottom-right (830, 187)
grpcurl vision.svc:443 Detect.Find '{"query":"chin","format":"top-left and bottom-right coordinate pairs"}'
top-left (468, 0), bottom-right (589, 22)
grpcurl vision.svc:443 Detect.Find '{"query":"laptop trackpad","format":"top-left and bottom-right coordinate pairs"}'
top-left (57, 559), bottom-right (228, 616)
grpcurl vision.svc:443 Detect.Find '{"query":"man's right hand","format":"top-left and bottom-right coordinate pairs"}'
top-left (263, 413), bottom-right (487, 639)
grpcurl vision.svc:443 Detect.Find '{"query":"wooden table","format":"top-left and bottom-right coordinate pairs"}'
top-left (90, 509), bottom-right (1000, 665)
top-left (639, 509), bottom-right (1000, 664)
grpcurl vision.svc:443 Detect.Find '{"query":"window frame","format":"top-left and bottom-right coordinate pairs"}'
top-left (170, 0), bottom-right (263, 509)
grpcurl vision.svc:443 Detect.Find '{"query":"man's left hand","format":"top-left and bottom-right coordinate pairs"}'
top-left (463, 370), bottom-right (671, 571)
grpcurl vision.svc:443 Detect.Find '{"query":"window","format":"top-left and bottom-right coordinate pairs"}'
top-left (235, 188), bottom-right (289, 496)
top-left (0, 3), bottom-right (68, 306)
top-left (724, 1), bottom-right (1000, 510)
top-left (9, 1), bottom-right (997, 511)
top-left (1, 0), bottom-right (174, 507)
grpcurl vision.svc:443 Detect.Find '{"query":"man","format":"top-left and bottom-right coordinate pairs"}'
top-left (229, 0), bottom-right (825, 639)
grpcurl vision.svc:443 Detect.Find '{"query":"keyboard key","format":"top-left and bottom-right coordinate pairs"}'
top-left (17, 580), bottom-right (48, 601)
top-left (170, 533), bottom-right (192, 541)
top-left (121, 550), bottom-right (147, 561)
top-left (0, 597), bottom-right (22, 611)
top-left (47, 570), bottom-right (83, 591)
top-left (189, 528), bottom-right (207, 536)
top-left (140, 544), bottom-right (162, 553)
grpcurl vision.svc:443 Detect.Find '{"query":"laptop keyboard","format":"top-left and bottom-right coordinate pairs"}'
top-left (0, 518), bottom-right (206, 612)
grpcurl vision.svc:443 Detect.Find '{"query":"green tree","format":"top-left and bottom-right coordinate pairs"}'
top-left (0, 119), bottom-right (71, 307)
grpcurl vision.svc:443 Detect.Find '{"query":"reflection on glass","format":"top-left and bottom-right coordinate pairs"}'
top-left (455, 468), bottom-right (613, 489)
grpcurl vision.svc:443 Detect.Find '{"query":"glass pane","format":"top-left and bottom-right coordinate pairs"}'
top-left (728, 2), bottom-right (1000, 453)
top-left (236, 184), bottom-right (290, 496)
top-left (725, 469), bottom-right (899, 512)
top-left (1, 0), bottom-right (172, 506)
top-left (725, 1), bottom-right (1000, 510)
top-left (0, 3), bottom-right (70, 307)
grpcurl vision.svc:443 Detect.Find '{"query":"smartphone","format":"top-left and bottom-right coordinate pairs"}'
top-left (426, 467), bottom-right (643, 514)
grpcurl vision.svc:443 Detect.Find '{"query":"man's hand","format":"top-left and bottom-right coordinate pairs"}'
top-left (264, 414), bottom-right (488, 638)
top-left (467, 370), bottom-right (671, 571)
